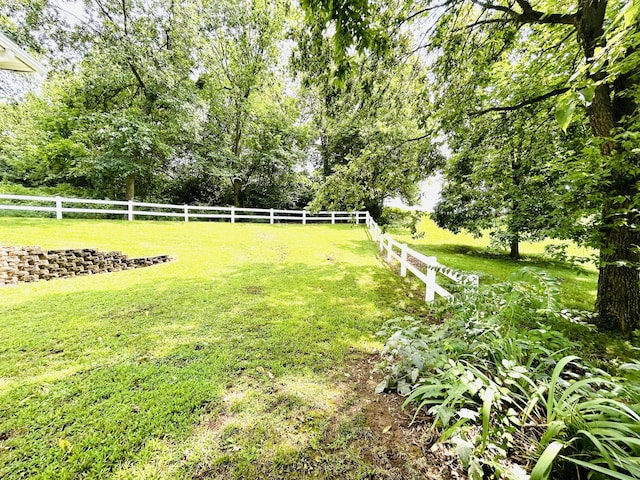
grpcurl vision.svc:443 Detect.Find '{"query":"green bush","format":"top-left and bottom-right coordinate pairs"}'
top-left (0, 182), bottom-right (97, 218)
top-left (376, 268), bottom-right (640, 479)
top-left (0, 181), bottom-right (92, 198)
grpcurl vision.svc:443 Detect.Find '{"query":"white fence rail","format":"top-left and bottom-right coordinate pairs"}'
top-left (0, 194), bottom-right (367, 224)
top-left (0, 193), bottom-right (477, 301)
top-left (365, 215), bottom-right (478, 301)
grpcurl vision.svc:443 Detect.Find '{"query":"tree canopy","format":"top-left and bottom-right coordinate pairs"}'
top-left (1, 0), bottom-right (436, 213)
top-left (300, 0), bottom-right (640, 333)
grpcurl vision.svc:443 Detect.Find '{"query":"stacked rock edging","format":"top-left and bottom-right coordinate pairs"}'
top-left (0, 246), bottom-right (173, 285)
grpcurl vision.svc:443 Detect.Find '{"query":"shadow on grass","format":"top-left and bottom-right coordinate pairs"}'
top-left (417, 242), bottom-right (592, 271)
top-left (0, 260), bottom-right (421, 479)
top-left (343, 236), bottom-right (597, 312)
top-left (404, 242), bottom-right (597, 309)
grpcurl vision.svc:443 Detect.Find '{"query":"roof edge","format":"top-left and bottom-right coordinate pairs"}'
top-left (0, 31), bottom-right (47, 76)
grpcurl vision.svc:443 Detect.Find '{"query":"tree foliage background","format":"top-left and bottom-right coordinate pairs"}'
top-left (0, 0), bottom-right (315, 207)
top-left (0, 0), bottom-right (437, 213)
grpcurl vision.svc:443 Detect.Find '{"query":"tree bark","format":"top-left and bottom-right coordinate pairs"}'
top-left (365, 198), bottom-right (383, 222)
top-left (125, 175), bottom-right (135, 201)
top-left (232, 177), bottom-right (242, 207)
top-left (320, 134), bottom-right (331, 176)
top-left (509, 155), bottom-right (522, 260)
top-left (576, 0), bottom-right (640, 334)
top-left (596, 202), bottom-right (640, 334)
top-left (509, 235), bottom-right (519, 259)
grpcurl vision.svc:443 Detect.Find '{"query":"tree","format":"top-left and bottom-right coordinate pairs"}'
top-left (292, 6), bottom-right (442, 219)
top-left (433, 107), bottom-right (586, 259)
top-left (2, 0), bottom-right (206, 200)
top-left (72, 0), bottom-right (201, 199)
top-left (302, 0), bottom-right (640, 334)
top-left (1, 0), bottom-right (313, 207)
top-left (188, 0), bottom-right (312, 208)
top-left (0, 80), bottom-right (92, 190)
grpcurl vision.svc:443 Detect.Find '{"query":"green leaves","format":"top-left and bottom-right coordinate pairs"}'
top-left (578, 85), bottom-right (595, 105)
top-left (624, 0), bottom-right (640, 27)
top-left (378, 267), bottom-right (640, 479)
top-left (530, 441), bottom-right (564, 480)
top-left (555, 93), bottom-right (576, 133)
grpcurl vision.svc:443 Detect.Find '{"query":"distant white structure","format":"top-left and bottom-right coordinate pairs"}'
top-left (0, 32), bottom-right (47, 101)
top-left (0, 32), bottom-right (46, 76)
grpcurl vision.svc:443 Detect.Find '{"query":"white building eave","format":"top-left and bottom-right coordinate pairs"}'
top-left (0, 32), bottom-right (46, 76)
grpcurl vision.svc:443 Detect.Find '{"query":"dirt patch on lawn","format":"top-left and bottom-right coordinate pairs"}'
top-left (187, 353), bottom-right (463, 479)
top-left (332, 353), bottom-right (463, 480)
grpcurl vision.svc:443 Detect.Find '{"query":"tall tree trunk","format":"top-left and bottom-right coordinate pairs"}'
top-left (321, 134), bottom-right (331, 176)
top-left (577, 0), bottom-right (640, 334)
top-left (596, 201), bottom-right (640, 334)
top-left (591, 83), bottom-right (640, 334)
top-left (231, 94), bottom-right (247, 208)
top-left (125, 175), bottom-right (135, 201)
top-left (232, 177), bottom-right (242, 208)
top-left (509, 155), bottom-right (522, 260)
top-left (509, 235), bottom-right (519, 259)
top-left (365, 198), bottom-right (383, 222)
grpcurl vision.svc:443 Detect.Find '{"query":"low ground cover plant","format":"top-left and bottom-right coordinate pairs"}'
top-left (376, 268), bottom-right (640, 479)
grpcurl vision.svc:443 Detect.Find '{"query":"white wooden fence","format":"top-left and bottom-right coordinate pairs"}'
top-left (365, 215), bottom-right (479, 301)
top-left (0, 194), bottom-right (366, 224)
top-left (0, 193), bottom-right (477, 302)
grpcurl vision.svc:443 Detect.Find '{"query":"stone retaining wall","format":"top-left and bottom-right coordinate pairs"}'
top-left (0, 246), bottom-right (173, 285)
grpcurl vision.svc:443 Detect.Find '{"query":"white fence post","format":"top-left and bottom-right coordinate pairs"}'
top-left (231, 206), bottom-right (235, 223)
top-left (303, 210), bottom-right (307, 225)
top-left (355, 212), bottom-right (360, 224)
top-left (184, 205), bottom-right (189, 222)
top-left (270, 208), bottom-right (274, 224)
top-left (331, 212), bottom-right (335, 225)
top-left (400, 244), bottom-right (407, 277)
top-left (379, 233), bottom-right (384, 252)
top-left (55, 196), bottom-right (62, 220)
top-left (426, 267), bottom-right (436, 301)
top-left (386, 237), bottom-right (392, 262)
top-left (128, 200), bottom-right (134, 221)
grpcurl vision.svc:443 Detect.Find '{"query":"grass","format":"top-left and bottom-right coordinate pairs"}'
top-left (388, 218), bottom-right (640, 360)
top-left (0, 215), bottom-right (616, 478)
top-left (389, 217), bottom-right (598, 311)
top-left (0, 218), bottom-right (431, 479)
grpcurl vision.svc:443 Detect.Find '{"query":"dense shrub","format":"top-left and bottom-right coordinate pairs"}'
top-left (0, 181), bottom-right (92, 198)
top-left (0, 182), bottom-right (97, 218)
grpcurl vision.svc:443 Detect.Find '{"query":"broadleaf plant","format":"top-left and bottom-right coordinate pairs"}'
top-left (376, 268), bottom-right (640, 478)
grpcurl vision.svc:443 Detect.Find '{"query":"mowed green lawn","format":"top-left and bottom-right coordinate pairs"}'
top-left (391, 217), bottom-right (598, 311)
top-left (0, 216), bottom-right (603, 479)
top-left (0, 219), bottom-right (423, 479)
